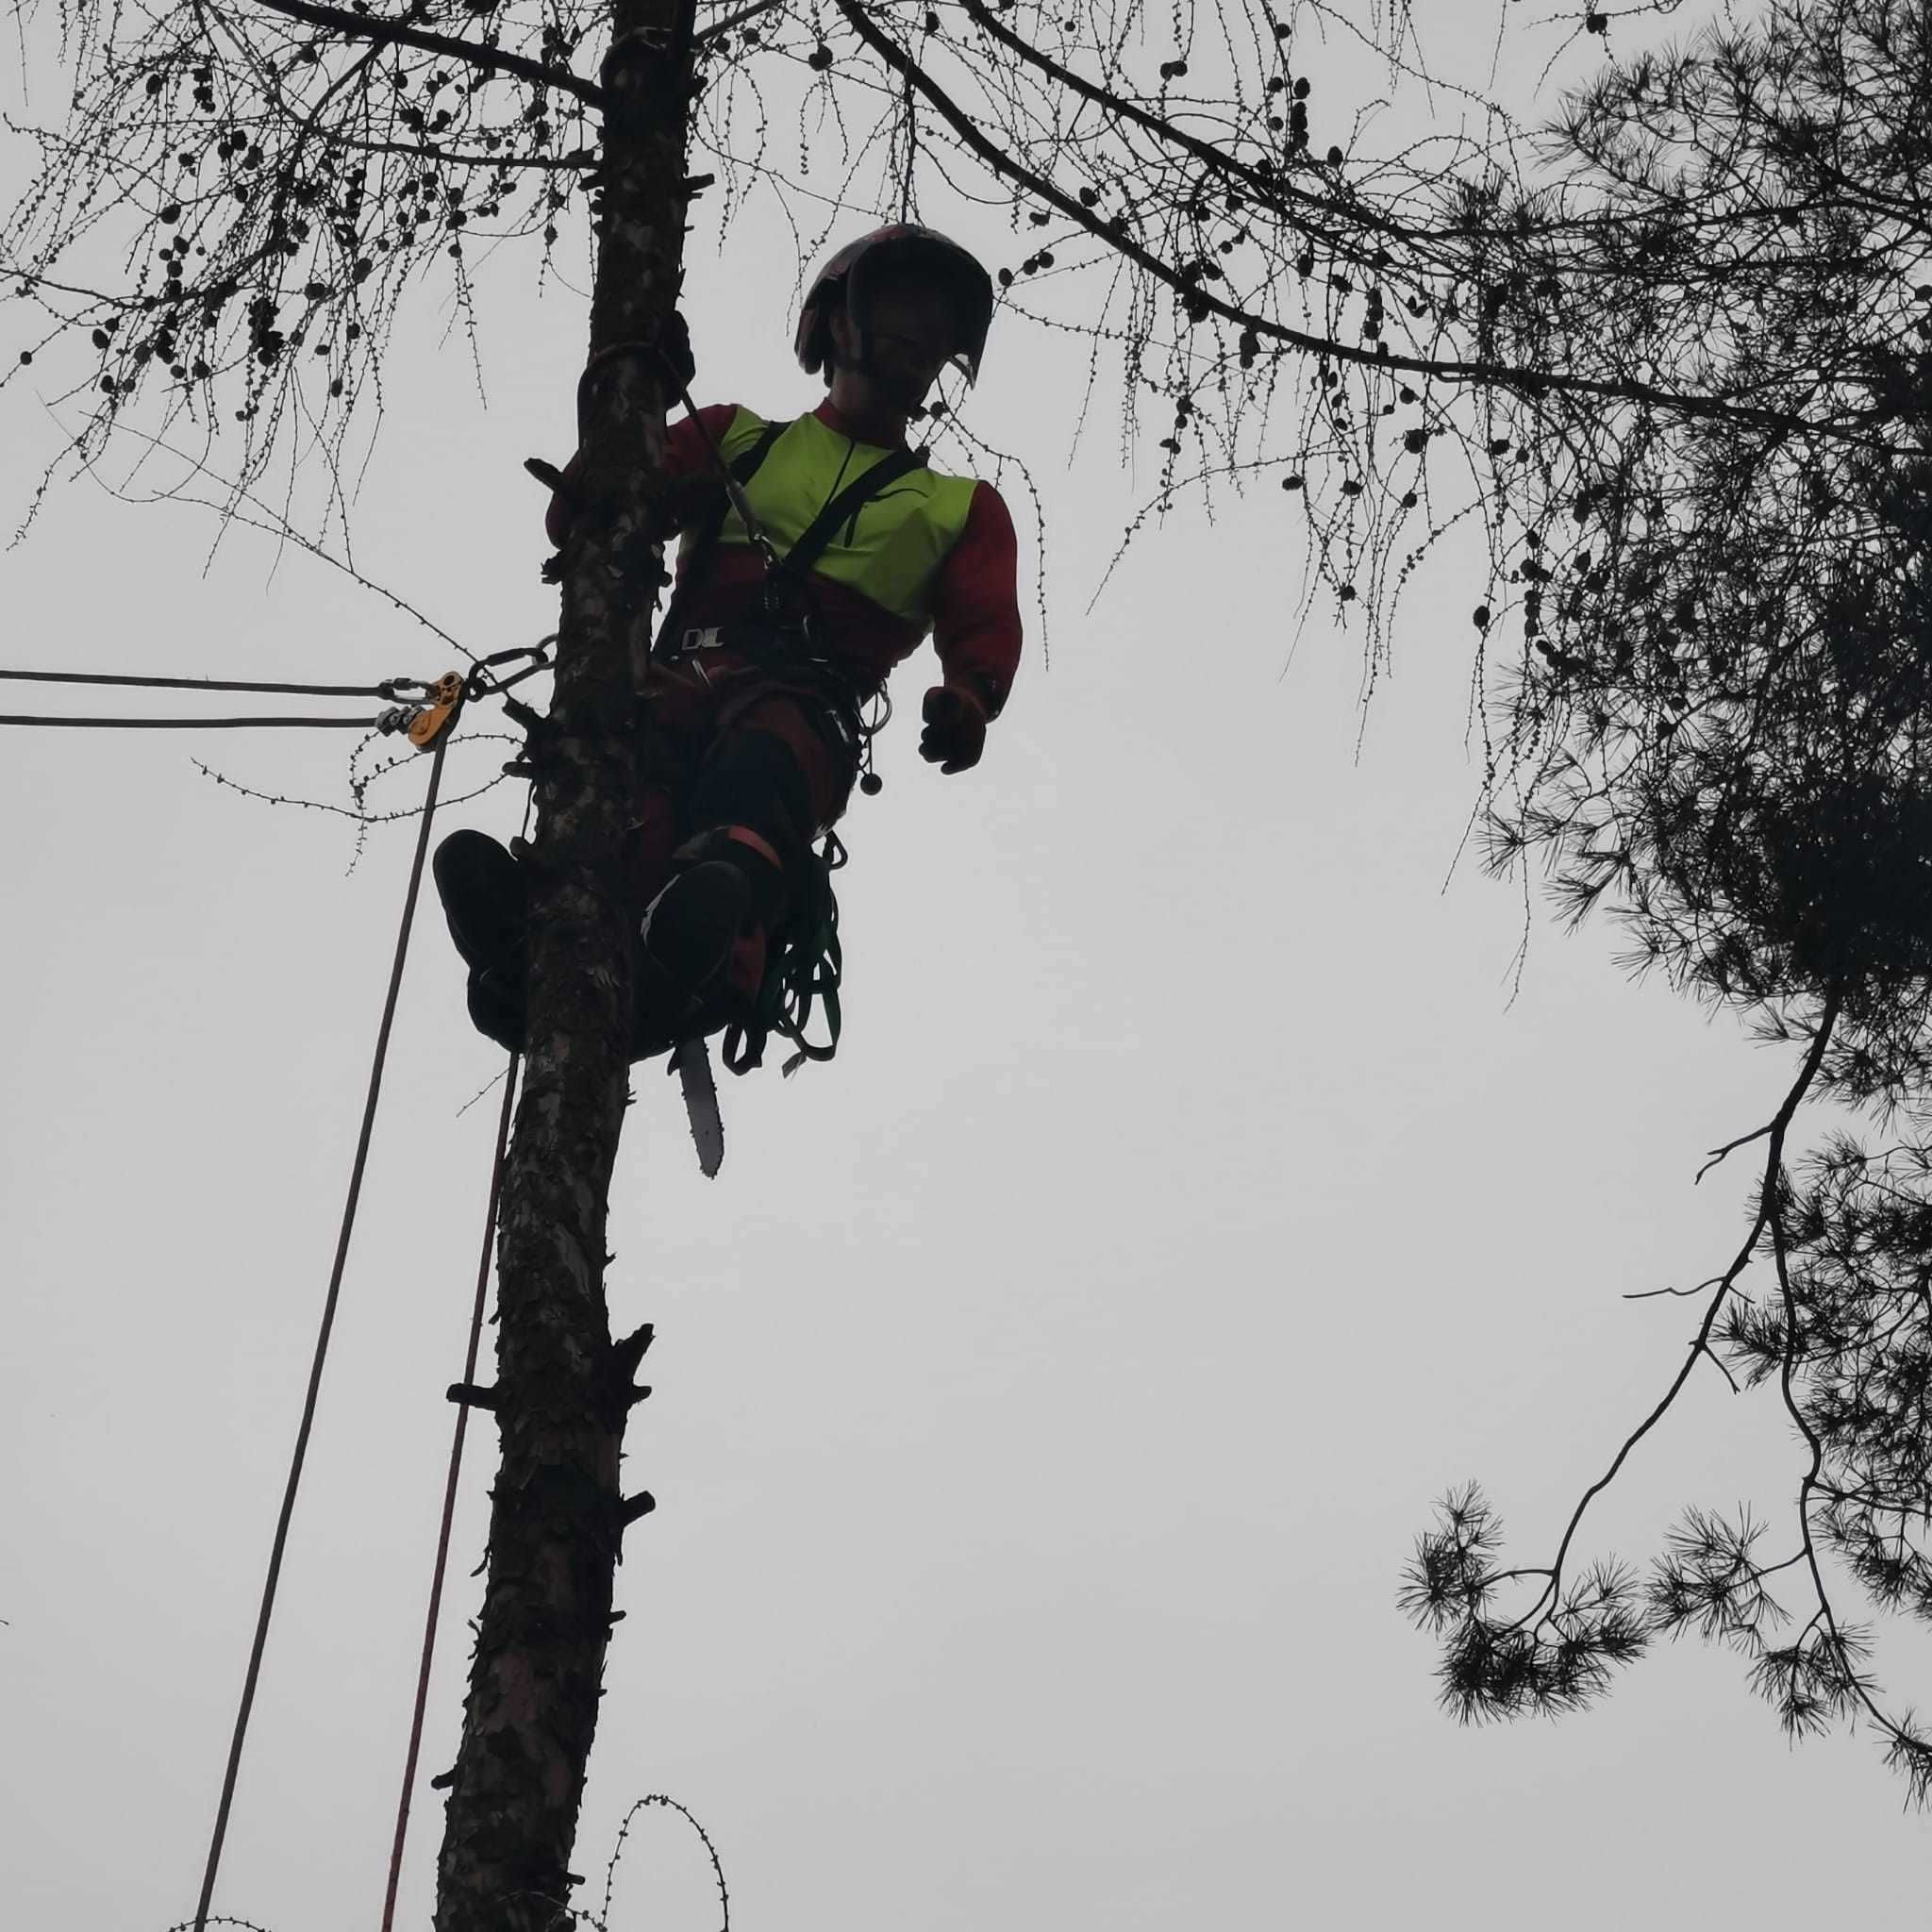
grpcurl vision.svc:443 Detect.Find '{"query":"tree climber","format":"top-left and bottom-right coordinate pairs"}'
top-left (434, 225), bottom-right (1024, 1069)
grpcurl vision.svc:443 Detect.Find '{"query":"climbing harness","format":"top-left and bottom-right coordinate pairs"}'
top-left (653, 399), bottom-right (928, 810)
top-left (651, 414), bottom-right (790, 659)
top-left (653, 400), bottom-right (932, 668)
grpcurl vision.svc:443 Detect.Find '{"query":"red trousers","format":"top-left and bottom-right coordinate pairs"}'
top-left (627, 654), bottom-right (858, 1002)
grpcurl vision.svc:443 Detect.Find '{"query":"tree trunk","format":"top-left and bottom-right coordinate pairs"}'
top-left (432, 6), bottom-right (694, 1924)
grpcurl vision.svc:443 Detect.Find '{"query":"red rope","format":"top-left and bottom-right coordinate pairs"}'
top-left (191, 719), bottom-right (457, 1932)
top-left (379, 1051), bottom-right (520, 1931)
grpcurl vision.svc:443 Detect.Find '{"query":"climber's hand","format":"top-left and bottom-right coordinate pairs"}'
top-left (537, 447), bottom-right (718, 574)
top-left (655, 471), bottom-right (726, 537)
top-left (655, 309), bottom-right (696, 394)
top-left (919, 683), bottom-right (988, 774)
top-left (541, 449), bottom-right (587, 549)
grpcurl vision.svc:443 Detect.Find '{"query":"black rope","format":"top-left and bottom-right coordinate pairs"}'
top-left (0, 712), bottom-right (380, 730)
top-left (478, 658), bottom-right (552, 698)
top-left (191, 706), bottom-right (459, 1932)
top-left (0, 666), bottom-right (419, 698)
top-left (378, 1043), bottom-right (519, 1932)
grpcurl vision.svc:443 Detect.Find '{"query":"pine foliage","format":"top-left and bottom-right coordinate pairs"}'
top-left (1407, 0), bottom-right (1932, 1804)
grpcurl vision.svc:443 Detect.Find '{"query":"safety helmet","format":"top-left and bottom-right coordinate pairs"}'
top-left (794, 224), bottom-right (996, 387)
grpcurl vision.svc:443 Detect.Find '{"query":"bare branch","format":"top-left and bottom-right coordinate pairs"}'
top-left (248, 0), bottom-right (607, 107)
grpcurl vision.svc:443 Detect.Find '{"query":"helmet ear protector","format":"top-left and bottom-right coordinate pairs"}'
top-left (794, 225), bottom-right (996, 386)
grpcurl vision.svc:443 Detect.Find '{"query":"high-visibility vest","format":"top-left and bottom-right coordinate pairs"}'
top-left (690, 408), bottom-right (980, 634)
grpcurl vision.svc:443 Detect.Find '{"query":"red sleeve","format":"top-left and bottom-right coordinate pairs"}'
top-left (932, 481), bottom-right (1023, 720)
top-left (544, 403), bottom-right (740, 546)
top-left (665, 402), bottom-right (741, 479)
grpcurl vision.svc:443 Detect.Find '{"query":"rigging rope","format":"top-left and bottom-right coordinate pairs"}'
top-left (0, 644), bottom-right (553, 735)
top-left (380, 778), bottom-right (532, 1924)
top-left (191, 703), bottom-right (460, 1932)
top-left (0, 666), bottom-right (416, 698)
top-left (378, 1048), bottom-right (520, 1932)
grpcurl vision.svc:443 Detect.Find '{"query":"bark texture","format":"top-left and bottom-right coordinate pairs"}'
top-left (432, 5), bottom-right (695, 1924)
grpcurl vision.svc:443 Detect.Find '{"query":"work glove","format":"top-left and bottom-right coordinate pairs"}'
top-left (655, 308), bottom-right (696, 394)
top-left (919, 682), bottom-right (988, 774)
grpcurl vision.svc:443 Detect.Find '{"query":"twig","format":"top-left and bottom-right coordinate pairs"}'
top-left (697, 0), bottom-right (782, 48)
top-left (248, 0), bottom-right (605, 108)
top-left (1623, 1274), bottom-right (1724, 1301)
top-left (192, 751), bottom-right (512, 822)
top-left (1696, 1122), bottom-right (1774, 1183)
top-left (833, 0), bottom-right (1898, 445)
top-left (455, 1064), bottom-right (510, 1120)
top-left (598, 1794), bottom-right (729, 1932)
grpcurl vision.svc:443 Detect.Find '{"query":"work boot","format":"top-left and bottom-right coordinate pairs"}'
top-left (465, 966), bottom-right (527, 1056)
top-left (434, 829), bottom-right (526, 977)
top-left (639, 859), bottom-right (753, 1000)
top-left (435, 830), bottom-right (528, 1050)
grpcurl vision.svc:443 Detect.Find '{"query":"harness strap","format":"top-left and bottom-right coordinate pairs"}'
top-left (653, 420), bottom-right (790, 659)
top-left (658, 422), bottom-right (935, 658)
top-left (764, 441), bottom-right (931, 595)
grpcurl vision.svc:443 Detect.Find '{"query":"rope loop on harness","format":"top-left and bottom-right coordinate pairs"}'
top-left (720, 829), bottom-right (846, 1077)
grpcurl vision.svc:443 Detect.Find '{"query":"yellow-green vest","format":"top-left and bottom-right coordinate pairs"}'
top-left (688, 408), bottom-right (980, 634)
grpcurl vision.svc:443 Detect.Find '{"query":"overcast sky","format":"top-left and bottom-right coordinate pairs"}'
top-left (5, 5), bottom-right (1930, 1929)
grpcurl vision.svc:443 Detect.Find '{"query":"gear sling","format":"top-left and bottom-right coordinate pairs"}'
top-left (646, 418), bottom-right (931, 1074)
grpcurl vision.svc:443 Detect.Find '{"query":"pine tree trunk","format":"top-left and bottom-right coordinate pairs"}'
top-left (432, 6), bottom-right (694, 1924)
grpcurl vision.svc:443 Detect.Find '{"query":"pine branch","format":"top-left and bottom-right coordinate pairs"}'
top-left (1516, 984), bottom-right (1845, 1628)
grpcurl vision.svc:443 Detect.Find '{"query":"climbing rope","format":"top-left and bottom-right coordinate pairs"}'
top-left (190, 698), bottom-right (461, 1932)
top-left (378, 780), bottom-right (535, 1924)
top-left (0, 666), bottom-right (424, 697)
top-left (0, 664), bottom-right (428, 729)
top-left (1, 711), bottom-right (381, 729)
top-left (378, 1042), bottom-right (520, 1932)
top-left (0, 647), bottom-right (557, 738)
top-left (2, 645), bottom-right (561, 1920)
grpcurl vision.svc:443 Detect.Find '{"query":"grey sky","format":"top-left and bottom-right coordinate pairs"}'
top-left (5, 4), bottom-right (1930, 1926)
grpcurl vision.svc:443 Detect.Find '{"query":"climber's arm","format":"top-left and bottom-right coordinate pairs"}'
top-left (921, 482), bottom-right (1023, 773)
